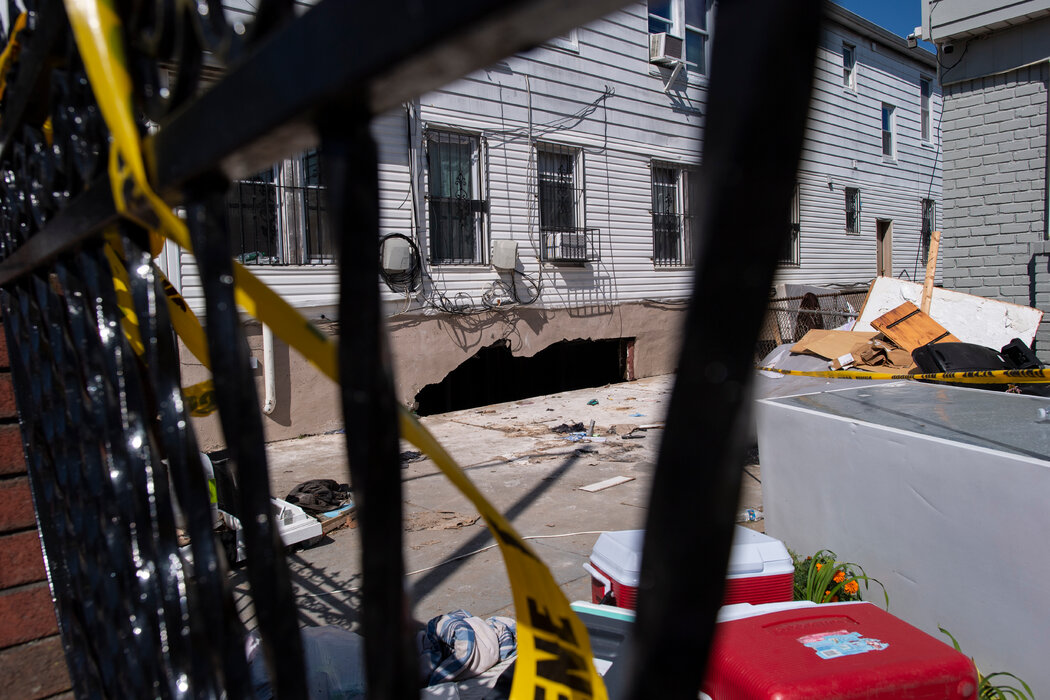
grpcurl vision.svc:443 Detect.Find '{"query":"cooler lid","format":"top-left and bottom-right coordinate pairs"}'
top-left (726, 526), bottom-right (793, 576)
top-left (589, 529), bottom-right (645, 586)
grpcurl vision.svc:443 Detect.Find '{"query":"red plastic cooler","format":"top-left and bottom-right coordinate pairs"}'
top-left (703, 601), bottom-right (979, 699)
top-left (723, 527), bottom-right (793, 605)
top-left (586, 527), bottom-right (794, 610)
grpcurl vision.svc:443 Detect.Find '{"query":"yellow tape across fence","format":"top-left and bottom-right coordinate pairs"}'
top-left (756, 365), bottom-right (1050, 384)
top-left (64, 2), bottom-right (607, 697)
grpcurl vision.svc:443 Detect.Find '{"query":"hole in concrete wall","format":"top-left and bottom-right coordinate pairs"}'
top-left (414, 338), bottom-right (633, 416)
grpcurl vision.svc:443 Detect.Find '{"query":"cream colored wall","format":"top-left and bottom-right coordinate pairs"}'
top-left (187, 302), bottom-right (685, 451)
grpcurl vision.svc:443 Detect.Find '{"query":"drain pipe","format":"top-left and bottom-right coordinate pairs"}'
top-left (262, 323), bottom-right (276, 415)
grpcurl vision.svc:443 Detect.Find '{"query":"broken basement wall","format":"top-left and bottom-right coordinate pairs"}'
top-left (186, 300), bottom-right (686, 450)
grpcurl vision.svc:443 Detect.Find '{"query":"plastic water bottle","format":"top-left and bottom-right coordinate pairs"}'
top-left (738, 508), bottom-right (764, 522)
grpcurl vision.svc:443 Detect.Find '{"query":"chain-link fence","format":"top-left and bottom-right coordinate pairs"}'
top-left (755, 290), bottom-right (869, 363)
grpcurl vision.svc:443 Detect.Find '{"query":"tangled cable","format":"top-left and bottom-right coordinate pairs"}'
top-left (379, 233), bottom-right (542, 315)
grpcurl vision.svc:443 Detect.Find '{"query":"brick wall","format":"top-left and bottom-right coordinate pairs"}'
top-left (940, 63), bottom-right (1050, 353)
top-left (0, 320), bottom-right (73, 700)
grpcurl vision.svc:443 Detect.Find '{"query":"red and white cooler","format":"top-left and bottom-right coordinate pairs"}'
top-left (584, 529), bottom-right (643, 609)
top-left (585, 526), bottom-right (793, 610)
top-left (703, 601), bottom-right (979, 699)
top-left (723, 526), bottom-right (793, 605)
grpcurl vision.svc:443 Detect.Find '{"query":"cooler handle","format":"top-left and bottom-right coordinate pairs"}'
top-left (583, 562), bottom-right (611, 597)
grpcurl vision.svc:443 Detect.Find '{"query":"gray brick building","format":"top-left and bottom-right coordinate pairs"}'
top-left (924, 1), bottom-right (1050, 353)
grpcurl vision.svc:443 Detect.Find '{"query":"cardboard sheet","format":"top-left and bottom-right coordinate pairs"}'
top-left (790, 330), bottom-right (878, 360)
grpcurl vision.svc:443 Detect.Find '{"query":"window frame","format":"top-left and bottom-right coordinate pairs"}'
top-left (845, 187), bottom-right (861, 234)
top-left (424, 128), bottom-right (488, 266)
top-left (536, 142), bottom-right (596, 263)
top-left (920, 77), bottom-right (932, 143)
top-left (842, 42), bottom-right (857, 91)
top-left (650, 161), bottom-right (696, 268)
top-left (225, 148), bottom-right (333, 266)
top-left (648, 0), bottom-right (713, 77)
top-left (779, 181), bottom-right (801, 266)
top-left (881, 103), bottom-right (896, 160)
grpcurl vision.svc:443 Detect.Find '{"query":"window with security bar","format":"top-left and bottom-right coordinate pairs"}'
top-left (537, 143), bottom-right (597, 263)
top-left (779, 181), bottom-right (801, 265)
top-left (225, 149), bottom-right (333, 264)
top-left (845, 187), bottom-right (861, 233)
top-left (921, 198), bottom-right (935, 265)
top-left (651, 162), bottom-right (695, 267)
top-left (426, 130), bottom-right (487, 264)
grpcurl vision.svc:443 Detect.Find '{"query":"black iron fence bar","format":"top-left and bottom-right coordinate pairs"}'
top-left (622, 0), bottom-right (822, 697)
top-left (325, 106), bottom-right (419, 700)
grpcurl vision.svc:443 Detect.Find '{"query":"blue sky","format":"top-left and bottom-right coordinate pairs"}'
top-left (832, 0), bottom-right (935, 51)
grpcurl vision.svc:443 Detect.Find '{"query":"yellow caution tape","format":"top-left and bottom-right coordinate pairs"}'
top-left (184, 379), bottom-right (219, 417)
top-left (0, 12), bottom-right (27, 102)
top-left (757, 366), bottom-right (1050, 384)
top-left (65, 2), bottom-right (607, 697)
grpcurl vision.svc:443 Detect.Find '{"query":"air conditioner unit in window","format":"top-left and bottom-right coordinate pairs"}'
top-left (649, 32), bottom-right (683, 65)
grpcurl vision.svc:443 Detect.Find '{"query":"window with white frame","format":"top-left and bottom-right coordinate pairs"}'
top-left (426, 130), bottom-right (487, 265)
top-left (537, 143), bottom-right (595, 262)
top-left (920, 77), bottom-right (932, 142)
top-left (651, 162), bottom-right (695, 267)
top-left (881, 103), bottom-right (896, 159)
top-left (845, 187), bottom-right (861, 233)
top-left (921, 198), bottom-right (935, 265)
top-left (842, 42), bottom-right (856, 90)
top-left (779, 182), bottom-right (801, 265)
top-left (225, 148), bottom-right (332, 265)
top-left (648, 0), bottom-right (712, 76)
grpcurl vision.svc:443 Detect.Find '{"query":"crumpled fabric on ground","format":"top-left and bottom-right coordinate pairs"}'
top-left (418, 609), bottom-right (517, 685)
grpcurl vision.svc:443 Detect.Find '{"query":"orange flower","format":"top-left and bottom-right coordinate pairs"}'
top-left (815, 562), bottom-right (823, 571)
top-left (833, 571), bottom-right (845, 584)
top-left (844, 580), bottom-right (859, 595)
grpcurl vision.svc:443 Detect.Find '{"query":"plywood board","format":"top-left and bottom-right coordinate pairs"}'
top-left (855, 277), bottom-right (1043, 349)
top-left (869, 301), bottom-right (959, 352)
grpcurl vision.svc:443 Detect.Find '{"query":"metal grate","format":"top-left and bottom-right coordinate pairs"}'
top-left (426, 130), bottom-right (487, 264)
top-left (652, 163), bottom-right (696, 267)
top-left (226, 149), bottom-right (333, 265)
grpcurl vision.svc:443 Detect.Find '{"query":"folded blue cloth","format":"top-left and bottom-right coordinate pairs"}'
top-left (418, 609), bottom-right (517, 685)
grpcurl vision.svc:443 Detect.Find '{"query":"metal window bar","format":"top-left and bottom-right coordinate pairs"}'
top-left (652, 165), bottom-right (694, 267)
top-left (845, 187), bottom-right (861, 232)
top-left (427, 131), bottom-right (485, 264)
top-left (538, 144), bottom-right (598, 262)
top-left (226, 150), bottom-right (334, 265)
top-left (303, 148), bottom-right (334, 263)
top-left (778, 181), bottom-right (801, 265)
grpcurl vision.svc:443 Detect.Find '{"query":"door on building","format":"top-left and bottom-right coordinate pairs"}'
top-left (876, 219), bottom-right (892, 277)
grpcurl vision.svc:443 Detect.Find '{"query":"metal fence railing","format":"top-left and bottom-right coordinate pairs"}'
top-left (755, 290), bottom-right (868, 363)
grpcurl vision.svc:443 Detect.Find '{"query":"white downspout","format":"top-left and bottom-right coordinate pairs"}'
top-left (262, 324), bottom-right (276, 415)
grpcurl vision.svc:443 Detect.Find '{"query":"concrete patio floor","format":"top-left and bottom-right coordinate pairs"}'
top-left (231, 374), bottom-right (764, 632)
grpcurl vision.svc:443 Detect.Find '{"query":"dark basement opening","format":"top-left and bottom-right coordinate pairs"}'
top-left (414, 337), bottom-right (633, 416)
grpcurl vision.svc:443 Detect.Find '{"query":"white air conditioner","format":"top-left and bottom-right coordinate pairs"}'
top-left (649, 32), bottom-right (683, 65)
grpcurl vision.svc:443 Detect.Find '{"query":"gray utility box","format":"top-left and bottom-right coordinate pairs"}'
top-left (757, 381), bottom-right (1050, 698)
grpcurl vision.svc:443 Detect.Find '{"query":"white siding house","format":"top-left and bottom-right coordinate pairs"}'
top-left (180, 2), bottom-right (942, 446)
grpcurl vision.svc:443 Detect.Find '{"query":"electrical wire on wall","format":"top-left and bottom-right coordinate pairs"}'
top-left (379, 233), bottom-right (541, 315)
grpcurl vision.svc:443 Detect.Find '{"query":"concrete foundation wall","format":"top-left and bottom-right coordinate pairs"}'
top-left (940, 63), bottom-right (1050, 352)
top-left (187, 301), bottom-right (686, 451)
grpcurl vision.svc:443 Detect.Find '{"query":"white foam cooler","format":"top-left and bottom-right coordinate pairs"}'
top-left (585, 526), bottom-right (793, 610)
